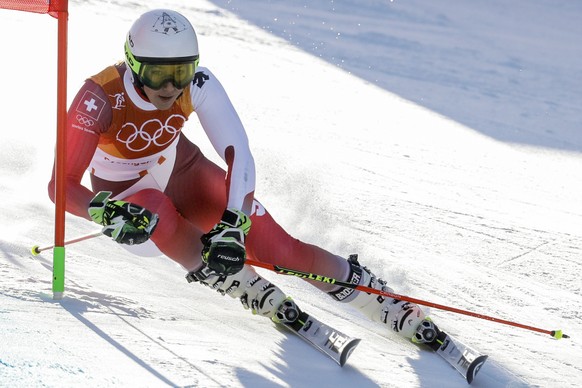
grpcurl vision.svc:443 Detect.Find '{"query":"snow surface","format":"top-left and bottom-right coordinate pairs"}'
top-left (1, 0), bottom-right (581, 387)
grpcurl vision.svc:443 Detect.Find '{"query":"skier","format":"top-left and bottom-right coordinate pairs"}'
top-left (48, 9), bottom-right (438, 347)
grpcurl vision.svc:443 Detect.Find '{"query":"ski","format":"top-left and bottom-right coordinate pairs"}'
top-left (274, 298), bottom-right (361, 366)
top-left (433, 332), bottom-right (488, 384)
top-left (415, 318), bottom-right (487, 384)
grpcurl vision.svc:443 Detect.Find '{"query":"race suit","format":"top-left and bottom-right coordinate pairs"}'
top-left (47, 62), bottom-right (348, 289)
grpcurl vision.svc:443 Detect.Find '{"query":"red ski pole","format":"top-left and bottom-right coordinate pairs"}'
top-left (29, 230), bottom-right (570, 340)
top-left (246, 259), bottom-right (569, 340)
top-left (31, 231), bottom-right (103, 256)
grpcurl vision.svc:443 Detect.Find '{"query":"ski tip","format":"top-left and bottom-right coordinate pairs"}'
top-left (551, 330), bottom-right (569, 339)
top-left (31, 245), bottom-right (41, 256)
top-left (339, 338), bottom-right (361, 367)
top-left (466, 355), bottom-right (488, 384)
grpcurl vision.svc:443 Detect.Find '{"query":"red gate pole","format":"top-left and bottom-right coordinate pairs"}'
top-left (52, 0), bottom-right (69, 300)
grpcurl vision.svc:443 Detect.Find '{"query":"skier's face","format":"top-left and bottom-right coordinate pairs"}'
top-left (143, 82), bottom-right (183, 111)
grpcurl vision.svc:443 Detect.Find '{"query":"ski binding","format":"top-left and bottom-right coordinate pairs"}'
top-left (274, 298), bottom-right (360, 366)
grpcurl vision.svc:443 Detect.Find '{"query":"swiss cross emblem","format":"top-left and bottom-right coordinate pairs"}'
top-left (75, 90), bottom-right (106, 121)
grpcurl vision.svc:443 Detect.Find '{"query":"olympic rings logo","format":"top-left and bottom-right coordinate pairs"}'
top-left (76, 114), bottom-right (95, 127)
top-left (117, 114), bottom-right (185, 152)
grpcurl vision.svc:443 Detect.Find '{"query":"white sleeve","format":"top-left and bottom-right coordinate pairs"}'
top-left (190, 67), bottom-right (256, 213)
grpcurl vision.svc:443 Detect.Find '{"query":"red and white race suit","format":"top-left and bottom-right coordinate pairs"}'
top-left (48, 63), bottom-right (348, 287)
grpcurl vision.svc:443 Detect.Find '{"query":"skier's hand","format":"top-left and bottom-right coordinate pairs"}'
top-left (201, 208), bottom-right (251, 276)
top-left (88, 191), bottom-right (158, 245)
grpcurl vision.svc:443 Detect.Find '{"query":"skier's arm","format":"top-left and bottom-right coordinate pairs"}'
top-left (47, 80), bottom-right (111, 220)
top-left (190, 67), bottom-right (256, 216)
top-left (190, 67), bottom-right (256, 275)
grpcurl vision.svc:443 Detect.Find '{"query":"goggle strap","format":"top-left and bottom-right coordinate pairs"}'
top-left (124, 41), bottom-right (142, 75)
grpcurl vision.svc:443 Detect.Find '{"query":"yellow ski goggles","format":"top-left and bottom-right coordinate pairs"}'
top-left (138, 62), bottom-right (197, 90)
top-left (125, 41), bottom-right (199, 90)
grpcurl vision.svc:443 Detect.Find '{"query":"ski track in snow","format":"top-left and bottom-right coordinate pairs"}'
top-left (1, 0), bottom-right (581, 387)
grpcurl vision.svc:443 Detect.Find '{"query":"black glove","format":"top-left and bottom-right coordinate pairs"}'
top-left (88, 191), bottom-right (158, 245)
top-left (201, 208), bottom-right (251, 276)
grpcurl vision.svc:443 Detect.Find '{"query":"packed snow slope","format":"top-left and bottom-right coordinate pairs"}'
top-left (211, 0), bottom-right (582, 152)
top-left (1, 1), bottom-right (581, 387)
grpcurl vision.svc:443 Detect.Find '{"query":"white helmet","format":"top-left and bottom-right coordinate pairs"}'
top-left (125, 9), bottom-right (199, 89)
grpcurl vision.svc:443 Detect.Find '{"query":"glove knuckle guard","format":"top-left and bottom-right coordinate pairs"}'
top-left (88, 191), bottom-right (158, 245)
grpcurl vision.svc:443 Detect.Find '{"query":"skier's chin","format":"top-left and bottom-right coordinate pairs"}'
top-left (151, 95), bottom-right (179, 110)
top-left (143, 85), bottom-right (181, 110)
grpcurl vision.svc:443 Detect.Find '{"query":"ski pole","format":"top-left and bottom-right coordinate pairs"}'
top-left (29, 231), bottom-right (570, 339)
top-left (246, 259), bottom-right (569, 339)
top-left (31, 231), bottom-right (102, 256)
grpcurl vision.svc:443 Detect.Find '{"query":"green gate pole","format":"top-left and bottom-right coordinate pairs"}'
top-left (52, 246), bottom-right (65, 299)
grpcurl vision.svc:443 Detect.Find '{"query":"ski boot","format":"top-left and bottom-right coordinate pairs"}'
top-left (328, 254), bottom-right (426, 340)
top-left (187, 264), bottom-right (287, 318)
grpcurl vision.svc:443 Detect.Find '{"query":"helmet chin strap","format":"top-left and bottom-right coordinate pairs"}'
top-left (128, 67), bottom-right (160, 101)
top-left (128, 69), bottom-right (150, 101)
top-left (128, 68), bottom-right (144, 89)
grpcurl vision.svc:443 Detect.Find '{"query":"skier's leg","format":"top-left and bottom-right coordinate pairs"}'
top-left (245, 205), bottom-right (351, 292)
top-left (239, 202), bottom-right (431, 341)
top-left (126, 137), bottom-right (430, 340)
top-left (124, 188), bottom-right (204, 270)
top-left (127, 177), bottom-right (429, 341)
top-left (87, 137), bottom-right (210, 270)
top-left (90, 173), bottom-right (206, 270)
top-left (239, 199), bottom-right (431, 340)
